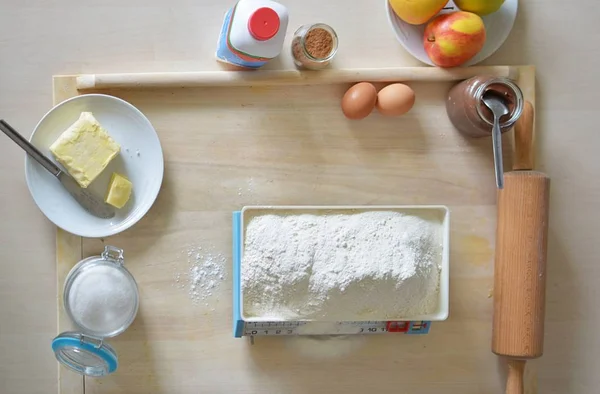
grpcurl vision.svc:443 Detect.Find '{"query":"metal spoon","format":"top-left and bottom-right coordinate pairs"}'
top-left (482, 92), bottom-right (510, 189)
top-left (0, 120), bottom-right (115, 218)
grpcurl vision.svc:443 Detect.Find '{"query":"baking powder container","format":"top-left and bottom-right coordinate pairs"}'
top-left (216, 0), bottom-right (289, 69)
top-left (51, 246), bottom-right (139, 376)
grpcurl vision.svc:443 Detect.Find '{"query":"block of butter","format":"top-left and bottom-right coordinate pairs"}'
top-left (105, 173), bottom-right (133, 209)
top-left (50, 112), bottom-right (120, 188)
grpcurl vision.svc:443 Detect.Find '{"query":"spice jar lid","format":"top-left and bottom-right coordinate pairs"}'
top-left (52, 332), bottom-right (118, 376)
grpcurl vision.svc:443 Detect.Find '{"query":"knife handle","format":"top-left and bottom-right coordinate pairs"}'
top-left (0, 119), bottom-right (62, 177)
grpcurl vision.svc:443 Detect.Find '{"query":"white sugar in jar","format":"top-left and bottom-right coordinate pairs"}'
top-left (53, 246), bottom-right (139, 376)
top-left (64, 246), bottom-right (139, 337)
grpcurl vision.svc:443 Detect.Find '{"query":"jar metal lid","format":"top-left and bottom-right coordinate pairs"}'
top-left (52, 332), bottom-right (118, 376)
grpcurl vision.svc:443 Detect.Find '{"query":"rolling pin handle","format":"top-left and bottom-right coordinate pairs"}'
top-left (506, 359), bottom-right (525, 394)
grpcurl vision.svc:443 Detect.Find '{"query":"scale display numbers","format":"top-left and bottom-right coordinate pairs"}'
top-left (242, 321), bottom-right (430, 336)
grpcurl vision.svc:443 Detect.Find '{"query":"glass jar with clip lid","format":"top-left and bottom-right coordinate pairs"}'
top-left (51, 245), bottom-right (139, 376)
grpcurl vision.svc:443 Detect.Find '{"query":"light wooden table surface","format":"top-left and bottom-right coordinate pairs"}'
top-left (0, 1), bottom-right (598, 393)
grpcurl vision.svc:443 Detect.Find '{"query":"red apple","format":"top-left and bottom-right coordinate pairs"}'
top-left (423, 11), bottom-right (486, 68)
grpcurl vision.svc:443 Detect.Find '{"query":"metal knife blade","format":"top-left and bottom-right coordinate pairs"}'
top-left (58, 172), bottom-right (116, 219)
top-left (0, 119), bottom-right (115, 219)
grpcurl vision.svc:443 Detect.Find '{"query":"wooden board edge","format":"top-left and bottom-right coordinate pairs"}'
top-left (514, 65), bottom-right (538, 394)
top-left (53, 75), bottom-right (80, 104)
top-left (50, 68), bottom-right (537, 394)
top-left (52, 75), bottom-right (84, 394)
top-left (514, 65), bottom-right (536, 170)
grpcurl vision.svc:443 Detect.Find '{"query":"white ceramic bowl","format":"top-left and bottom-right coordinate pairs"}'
top-left (386, 0), bottom-right (518, 66)
top-left (240, 205), bottom-right (450, 322)
top-left (25, 94), bottom-right (164, 238)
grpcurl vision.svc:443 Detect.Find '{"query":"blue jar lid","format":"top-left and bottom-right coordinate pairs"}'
top-left (52, 332), bottom-right (118, 376)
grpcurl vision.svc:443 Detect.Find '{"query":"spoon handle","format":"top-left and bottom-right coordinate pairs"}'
top-left (0, 119), bottom-right (62, 177)
top-left (492, 115), bottom-right (504, 189)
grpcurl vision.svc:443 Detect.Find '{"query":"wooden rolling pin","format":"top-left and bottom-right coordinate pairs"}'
top-left (492, 102), bottom-right (550, 394)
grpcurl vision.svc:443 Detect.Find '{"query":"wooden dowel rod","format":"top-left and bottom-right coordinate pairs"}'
top-left (75, 66), bottom-right (519, 90)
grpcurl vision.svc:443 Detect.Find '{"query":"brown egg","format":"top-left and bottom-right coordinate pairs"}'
top-left (376, 83), bottom-right (416, 116)
top-left (341, 82), bottom-right (377, 120)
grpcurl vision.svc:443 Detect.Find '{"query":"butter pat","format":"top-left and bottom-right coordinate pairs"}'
top-left (105, 173), bottom-right (133, 208)
top-left (50, 112), bottom-right (120, 188)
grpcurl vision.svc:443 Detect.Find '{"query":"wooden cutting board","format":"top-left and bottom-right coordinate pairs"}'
top-left (54, 66), bottom-right (535, 394)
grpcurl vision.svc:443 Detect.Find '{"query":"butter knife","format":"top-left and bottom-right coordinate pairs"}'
top-left (0, 120), bottom-right (115, 219)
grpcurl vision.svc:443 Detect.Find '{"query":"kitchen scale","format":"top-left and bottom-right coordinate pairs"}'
top-left (232, 211), bottom-right (432, 338)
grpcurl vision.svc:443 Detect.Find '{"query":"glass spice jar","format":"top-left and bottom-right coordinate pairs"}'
top-left (51, 246), bottom-right (139, 377)
top-left (446, 76), bottom-right (524, 138)
top-left (291, 23), bottom-right (338, 70)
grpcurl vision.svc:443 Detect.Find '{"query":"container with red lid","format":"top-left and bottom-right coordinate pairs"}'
top-left (216, 0), bottom-right (289, 69)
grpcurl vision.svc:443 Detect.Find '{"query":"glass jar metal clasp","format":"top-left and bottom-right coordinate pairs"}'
top-left (101, 245), bottom-right (124, 265)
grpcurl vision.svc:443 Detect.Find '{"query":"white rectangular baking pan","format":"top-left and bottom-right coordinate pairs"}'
top-left (240, 205), bottom-right (450, 322)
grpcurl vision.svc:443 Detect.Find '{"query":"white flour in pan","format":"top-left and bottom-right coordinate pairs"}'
top-left (242, 211), bottom-right (443, 320)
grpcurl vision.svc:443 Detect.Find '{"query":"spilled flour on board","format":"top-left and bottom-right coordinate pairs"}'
top-left (237, 176), bottom-right (261, 203)
top-left (174, 245), bottom-right (227, 307)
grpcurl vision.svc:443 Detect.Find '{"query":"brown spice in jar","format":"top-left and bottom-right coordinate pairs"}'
top-left (292, 40), bottom-right (304, 64)
top-left (304, 28), bottom-right (333, 59)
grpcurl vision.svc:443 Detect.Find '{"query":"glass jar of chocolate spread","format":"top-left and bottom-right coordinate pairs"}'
top-left (446, 76), bottom-right (524, 137)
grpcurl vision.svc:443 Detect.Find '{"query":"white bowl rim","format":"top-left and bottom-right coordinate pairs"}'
top-left (24, 93), bottom-right (164, 238)
top-left (385, 0), bottom-right (519, 67)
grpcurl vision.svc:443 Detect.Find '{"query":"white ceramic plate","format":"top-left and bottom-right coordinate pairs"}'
top-left (386, 0), bottom-right (518, 66)
top-left (25, 94), bottom-right (164, 238)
